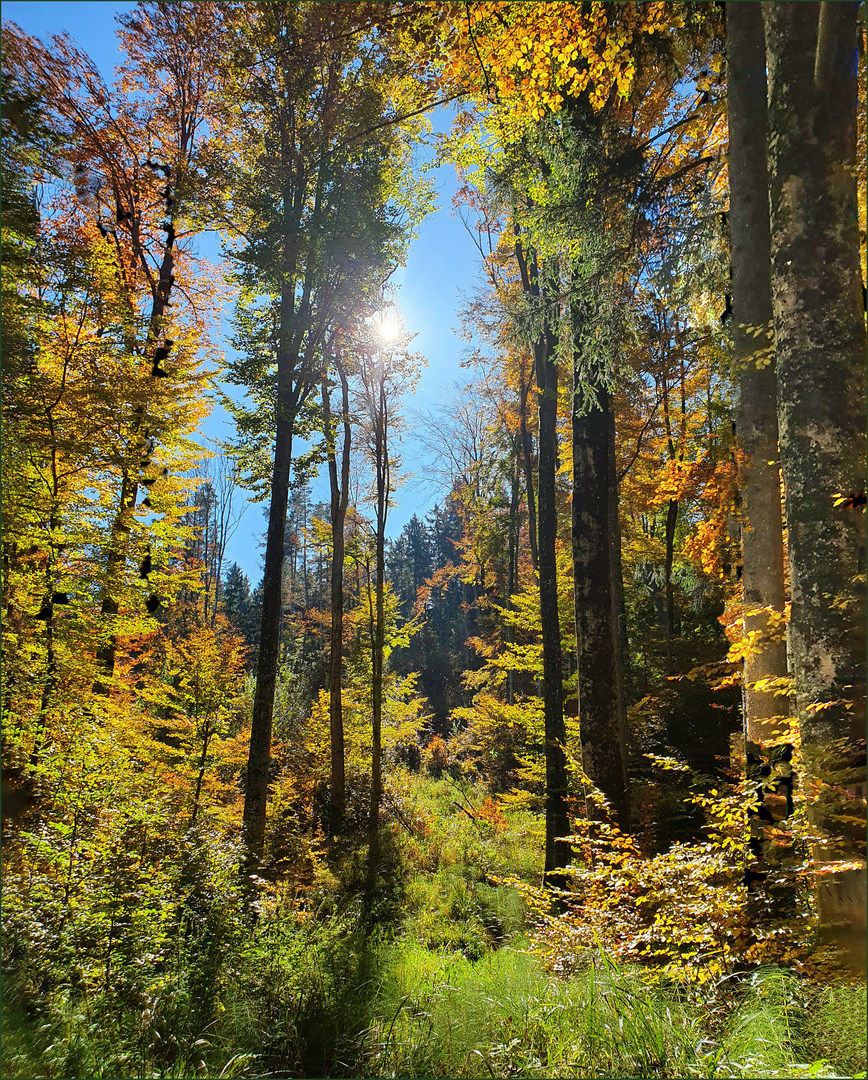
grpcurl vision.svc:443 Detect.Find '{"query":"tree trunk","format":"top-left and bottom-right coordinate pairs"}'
top-left (764, 0), bottom-right (867, 974)
top-left (514, 242), bottom-right (570, 879)
top-left (727, 1), bottom-right (790, 744)
top-left (727, 0), bottom-right (796, 930)
top-left (323, 356), bottom-right (351, 835)
top-left (506, 446), bottom-right (520, 706)
top-left (572, 363), bottom-right (630, 830)
top-left (608, 405), bottom-right (632, 706)
top-left (518, 378), bottom-right (539, 572)
top-left (367, 368), bottom-right (390, 863)
top-left (240, 95), bottom-right (326, 869)
top-left (537, 323), bottom-right (570, 876)
top-left (243, 414), bottom-right (293, 867)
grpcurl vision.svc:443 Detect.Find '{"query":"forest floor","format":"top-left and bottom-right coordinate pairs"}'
top-left (2, 773), bottom-right (866, 1080)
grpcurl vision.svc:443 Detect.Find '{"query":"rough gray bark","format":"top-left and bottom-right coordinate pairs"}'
top-left (572, 362), bottom-right (630, 830)
top-left (763, 0), bottom-right (867, 974)
top-left (727, 0), bottom-right (796, 931)
top-left (727, 1), bottom-right (790, 744)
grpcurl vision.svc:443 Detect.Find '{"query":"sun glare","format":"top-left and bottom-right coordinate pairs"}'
top-left (375, 310), bottom-right (402, 342)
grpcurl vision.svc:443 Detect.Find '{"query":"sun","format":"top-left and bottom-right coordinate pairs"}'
top-left (374, 309), bottom-right (402, 342)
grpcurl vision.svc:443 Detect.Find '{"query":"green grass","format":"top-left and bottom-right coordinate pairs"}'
top-left (3, 774), bottom-right (866, 1079)
top-left (4, 919), bottom-right (865, 1080)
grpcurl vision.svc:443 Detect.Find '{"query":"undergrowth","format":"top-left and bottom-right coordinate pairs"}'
top-left (3, 772), bottom-right (865, 1079)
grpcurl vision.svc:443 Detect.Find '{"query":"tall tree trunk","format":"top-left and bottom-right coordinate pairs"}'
top-left (240, 84), bottom-right (327, 867)
top-left (518, 378), bottom-right (539, 572)
top-left (572, 361), bottom-right (630, 830)
top-left (370, 517), bottom-right (385, 847)
top-left (659, 359), bottom-right (682, 672)
top-left (243, 413), bottom-right (293, 867)
top-left (537, 323), bottom-right (570, 876)
top-left (728, 1), bottom-right (790, 743)
top-left (727, 0), bottom-right (795, 929)
top-left (608, 405), bottom-right (632, 706)
top-left (506, 447), bottom-right (521, 706)
top-left (323, 355), bottom-right (351, 835)
top-left (764, 0), bottom-right (867, 974)
top-left (367, 369), bottom-right (390, 864)
top-left (515, 243), bottom-right (570, 878)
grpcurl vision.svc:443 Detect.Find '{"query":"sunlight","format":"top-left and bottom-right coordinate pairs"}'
top-left (374, 308), bottom-right (402, 342)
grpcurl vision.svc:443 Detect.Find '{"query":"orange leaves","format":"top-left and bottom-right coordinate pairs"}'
top-left (477, 795), bottom-right (508, 829)
top-left (652, 455), bottom-right (713, 506)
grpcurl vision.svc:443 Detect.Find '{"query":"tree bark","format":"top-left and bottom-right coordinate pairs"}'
top-left (362, 360), bottom-right (392, 864)
top-left (607, 404), bottom-right (632, 707)
top-left (515, 243), bottom-right (570, 878)
top-left (727, 0), bottom-right (796, 931)
top-left (323, 354), bottom-right (351, 835)
top-left (537, 325), bottom-right (570, 876)
top-left (243, 413), bottom-right (293, 867)
top-left (727, 1), bottom-right (790, 744)
top-left (572, 363), bottom-right (630, 830)
top-left (763, 0), bottom-right (867, 974)
top-left (518, 377), bottom-right (539, 572)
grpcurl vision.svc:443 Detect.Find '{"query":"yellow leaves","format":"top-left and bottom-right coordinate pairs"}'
top-left (805, 698), bottom-right (851, 715)
top-left (443, 0), bottom-right (688, 133)
top-left (832, 491), bottom-right (868, 512)
top-left (645, 753), bottom-right (691, 773)
top-left (749, 675), bottom-right (795, 697)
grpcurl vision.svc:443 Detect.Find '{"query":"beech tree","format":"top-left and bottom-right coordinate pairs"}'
top-left (356, 318), bottom-right (422, 854)
top-left (763, 0), bottom-right (867, 974)
top-left (726, 0), bottom-right (788, 747)
top-left (10, 3), bottom-right (227, 691)
top-left (512, 243), bottom-right (570, 877)
top-left (223, 2), bottom-right (428, 865)
top-left (321, 342), bottom-right (353, 834)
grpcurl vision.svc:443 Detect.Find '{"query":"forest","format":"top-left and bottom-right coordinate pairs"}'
top-left (1, 2), bottom-right (866, 1078)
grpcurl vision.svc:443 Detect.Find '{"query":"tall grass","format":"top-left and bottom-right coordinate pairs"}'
top-left (3, 772), bottom-right (865, 1079)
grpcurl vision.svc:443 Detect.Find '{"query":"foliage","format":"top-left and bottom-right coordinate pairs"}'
top-left (1, 4), bottom-right (866, 1078)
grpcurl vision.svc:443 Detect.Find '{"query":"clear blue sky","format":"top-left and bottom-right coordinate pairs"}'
top-left (3, 1), bottom-right (484, 582)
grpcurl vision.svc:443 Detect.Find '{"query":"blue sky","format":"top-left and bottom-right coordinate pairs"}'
top-left (3, 1), bottom-right (484, 581)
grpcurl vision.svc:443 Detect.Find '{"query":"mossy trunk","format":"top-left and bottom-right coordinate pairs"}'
top-left (764, 0), bottom-right (867, 974)
top-left (727, 0), bottom-right (795, 928)
top-left (728, 0), bottom-right (790, 743)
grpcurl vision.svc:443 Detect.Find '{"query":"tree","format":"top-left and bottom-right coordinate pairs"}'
top-left (223, 2), bottom-right (427, 866)
top-left (1, 21), bottom-right (214, 805)
top-left (440, 0), bottom-right (728, 859)
top-left (724, 0), bottom-right (795, 935)
top-left (10, 3), bottom-right (227, 691)
top-left (727, 0), bottom-right (789, 748)
top-left (763, 0), bottom-right (867, 973)
top-left (356, 316), bottom-right (422, 854)
top-left (512, 241), bottom-right (570, 878)
top-left (321, 340), bottom-right (352, 833)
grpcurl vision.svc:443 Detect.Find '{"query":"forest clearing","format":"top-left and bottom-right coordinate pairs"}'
top-left (1, 2), bottom-right (866, 1078)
